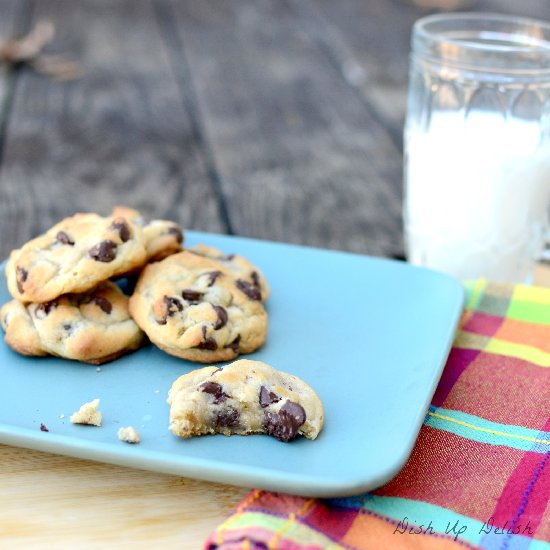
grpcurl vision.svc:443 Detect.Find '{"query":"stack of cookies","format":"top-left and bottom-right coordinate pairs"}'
top-left (1, 207), bottom-right (269, 364)
top-left (1, 208), bottom-right (326, 443)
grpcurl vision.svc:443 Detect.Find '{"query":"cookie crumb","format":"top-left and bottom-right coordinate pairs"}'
top-left (59, 413), bottom-right (65, 419)
top-left (117, 426), bottom-right (140, 444)
top-left (70, 398), bottom-right (102, 426)
top-left (96, 367), bottom-right (101, 373)
top-left (40, 423), bottom-right (49, 432)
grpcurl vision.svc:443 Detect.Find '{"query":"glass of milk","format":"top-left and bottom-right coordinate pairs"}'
top-left (404, 13), bottom-right (550, 283)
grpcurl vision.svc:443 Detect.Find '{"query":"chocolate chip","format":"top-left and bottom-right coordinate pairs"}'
top-left (16, 266), bottom-right (28, 294)
top-left (206, 270), bottom-right (223, 287)
top-left (40, 423), bottom-right (49, 432)
top-left (167, 226), bottom-right (183, 244)
top-left (263, 401), bottom-right (306, 442)
top-left (93, 296), bottom-right (112, 314)
top-left (89, 240), bottom-right (117, 262)
top-left (224, 335), bottom-right (240, 354)
top-left (236, 279), bottom-right (261, 301)
top-left (182, 289), bottom-right (204, 303)
top-left (197, 338), bottom-right (218, 351)
top-left (35, 300), bottom-right (57, 319)
top-left (251, 271), bottom-right (260, 288)
top-left (197, 326), bottom-right (218, 350)
top-left (110, 218), bottom-right (131, 242)
top-left (212, 305), bottom-right (228, 330)
top-left (216, 408), bottom-right (240, 428)
top-left (224, 254), bottom-right (235, 261)
top-left (259, 386), bottom-right (280, 408)
top-left (164, 296), bottom-right (183, 313)
top-left (63, 323), bottom-right (72, 333)
top-left (282, 401), bottom-right (306, 423)
top-left (157, 295), bottom-right (183, 324)
top-left (200, 381), bottom-right (229, 404)
top-left (56, 231), bottom-right (74, 245)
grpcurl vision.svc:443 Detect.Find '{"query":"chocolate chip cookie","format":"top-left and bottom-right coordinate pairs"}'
top-left (188, 244), bottom-right (269, 302)
top-left (6, 212), bottom-right (146, 303)
top-left (129, 251), bottom-right (268, 363)
top-left (1, 281), bottom-right (144, 364)
top-left (111, 206), bottom-right (184, 262)
top-left (167, 359), bottom-right (324, 441)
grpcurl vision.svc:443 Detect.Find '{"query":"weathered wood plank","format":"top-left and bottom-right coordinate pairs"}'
top-left (0, 0), bottom-right (225, 259)
top-left (0, 1), bottom-right (29, 154)
top-left (288, 0), bottom-right (417, 148)
top-left (297, 0), bottom-right (550, 150)
top-left (166, 0), bottom-right (404, 257)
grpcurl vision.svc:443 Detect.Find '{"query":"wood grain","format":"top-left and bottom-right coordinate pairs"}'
top-left (303, 0), bottom-right (550, 145)
top-left (0, 1), bottom-right (28, 152)
top-left (0, 444), bottom-right (246, 548)
top-left (291, 0), bottom-right (419, 147)
top-left (0, 0), bottom-right (225, 259)
top-left (166, 0), bottom-right (405, 257)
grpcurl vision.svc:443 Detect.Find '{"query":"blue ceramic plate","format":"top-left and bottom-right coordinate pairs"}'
top-left (0, 232), bottom-right (463, 497)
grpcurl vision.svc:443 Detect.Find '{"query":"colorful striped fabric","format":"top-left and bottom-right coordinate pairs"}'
top-left (206, 281), bottom-right (550, 550)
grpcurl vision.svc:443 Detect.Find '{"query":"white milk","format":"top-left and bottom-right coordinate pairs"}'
top-left (404, 111), bottom-right (550, 282)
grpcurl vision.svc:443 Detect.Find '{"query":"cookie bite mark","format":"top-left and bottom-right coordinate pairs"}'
top-left (89, 240), bottom-right (117, 262)
top-left (167, 360), bottom-right (324, 441)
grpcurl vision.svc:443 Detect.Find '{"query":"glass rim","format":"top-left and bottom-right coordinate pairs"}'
top-left (414, 12), bottom-right (550, 53)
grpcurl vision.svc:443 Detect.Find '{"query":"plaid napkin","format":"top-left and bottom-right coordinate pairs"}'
top-left (206, 281), bottom-right (550, 550)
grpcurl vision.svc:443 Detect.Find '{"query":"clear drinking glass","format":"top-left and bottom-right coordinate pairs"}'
top-left (404, 13), bottom-right (550, 283)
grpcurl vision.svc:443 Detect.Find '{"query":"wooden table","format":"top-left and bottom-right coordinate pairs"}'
top-left (0, 1), bottom-right (548, 547)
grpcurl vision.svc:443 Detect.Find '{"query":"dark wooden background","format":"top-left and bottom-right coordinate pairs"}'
top-left (0, 0), bottom-right (547, 260)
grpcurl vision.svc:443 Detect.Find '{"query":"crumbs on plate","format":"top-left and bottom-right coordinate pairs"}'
top-left (70, 398), bottom-right (102, 426)
top-left (117, 426), bottom-right (141, 444)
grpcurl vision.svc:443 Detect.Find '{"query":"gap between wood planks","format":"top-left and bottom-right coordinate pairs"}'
top-left (152, 0), bottom-right (234, 235)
